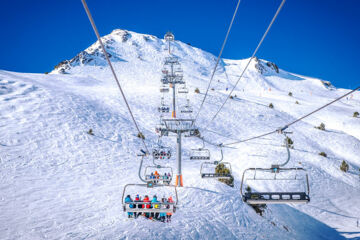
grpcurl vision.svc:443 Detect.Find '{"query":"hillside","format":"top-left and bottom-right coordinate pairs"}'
top-left (0, 29), bottom-right (359, 239)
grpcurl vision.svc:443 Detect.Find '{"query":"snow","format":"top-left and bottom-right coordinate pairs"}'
top-left (0, 29), bottom-right (359, 239)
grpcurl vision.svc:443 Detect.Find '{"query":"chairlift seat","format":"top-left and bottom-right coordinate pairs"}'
top-left (181, 109), bottom-right (193, 114)
top-left (160, 87), bottom-right (169, 93)
top-left (190, 149), bottom-right (210, 160)
top-left (178, 88), bottom-right (189, 94)
top-left (190, 155), bottom-right (210, 160)
top-left (158, 106), bottom-right (170, 113)
top-left (200, 161), bottom-right (232, 179)
top-left (201, 173), bottom-right (232, 179)
top-left (122, 184), bottom-right (178, 215)
top-left (243, 191), bottom-right (310, 204)
top-left (123, 202), bottom-right (176, 213)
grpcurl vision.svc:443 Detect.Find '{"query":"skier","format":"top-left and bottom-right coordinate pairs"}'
top-left (154, 171), bottom-right (160, 183)
top-left (159, 198), bottom-right (167, 222)
top-left (151, 195), bottom-right (160, 220)
top-left (134, 194), bottom-right (142, 218)
top-left (124, 195), bottom-right (134, 218)
top-left (164, 173), bottom-right (168, 184)
top-left (167, 172), bottom-right (172, 184)
top-left (143, 195), bottom-right (151, 218)
top-left (166, 196), bottom-right (174, 222)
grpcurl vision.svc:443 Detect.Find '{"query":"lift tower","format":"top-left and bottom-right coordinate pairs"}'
top-left (158, 32), bottom-right (198, 187)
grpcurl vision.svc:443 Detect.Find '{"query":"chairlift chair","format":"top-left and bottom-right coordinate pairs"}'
top-left (181, 99), bottom-right (193, 113)
top-left (200, 161), bottom-right (233, 179)
top-left (178, 85), bottom-right (189, 94)
top-left (155, 123), bottom-right (168, 136)
top-left (161, 77), bottom-right (169, 85)
top-left (144, 166), bottom-right (173, 185)
top-left (240, 167), bottom-right (310, 204)
top-left (190, 148), bottom-right (210, 160)
top-left (158, 105), bottom-right (170, 113)
top-left (181, 106), bottom-right (193, 114)
top-left (240, 132), bottom-right (310, 204)
top-left (164, 32), bottom-right (175, 42)
top-left (152, 146), bottom-right (172, 160)
top-left (160, 85), bottom-right (169, 93)
top-left (122, 184), bottom-right (178, 214)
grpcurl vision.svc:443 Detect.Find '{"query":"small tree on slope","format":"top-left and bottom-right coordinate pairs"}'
top-left (340, 160), bottom-right (349, 172)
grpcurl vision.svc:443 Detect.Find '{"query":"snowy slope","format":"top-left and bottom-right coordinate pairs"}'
top-left (0, 29), bottom-right (359, 240)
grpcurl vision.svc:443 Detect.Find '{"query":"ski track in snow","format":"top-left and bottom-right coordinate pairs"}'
top-left (0, 29), bottom-right (359, 239)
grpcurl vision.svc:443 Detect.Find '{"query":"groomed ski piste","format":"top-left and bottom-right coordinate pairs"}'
top-left (0, 29), bottom-right (359, 239)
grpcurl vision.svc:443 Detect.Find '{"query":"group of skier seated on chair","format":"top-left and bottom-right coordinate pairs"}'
top-left (148, 171), bottom-right (172, 184)
top-left (124, 194), bottom-right (174, 222)
top-left (153, 149), bottom-right (171, 159)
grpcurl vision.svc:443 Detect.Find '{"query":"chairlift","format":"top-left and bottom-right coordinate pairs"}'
top-left (240, 132), bottom-right (310, 204)
top-left (240, 167), bottom-right (310, 204)
top-left (160, 85), bottom-right (169, 93)
top-left (158, 105), bottom-right (170, 113)
top-left (190, 139), bottom-right (210, 160)
top-left (144, 165), bottom-right (173, 185)
top-left (178, 85), bottom-right (189, 94)
top-left (200, 161), bottom-right (233, 179)
top-left (190, 149), bottom-right (210, 160)
top-left (161, 77), bottom-right (169, 84)
top-left (199, 147), bottom-right (232, 179)
top-left (164, 32), bottom-right (175, 42)
top-left (155, 123), bottom-right (168, 136)
top-left (122, 184), bottom-right (178, 214)
top-left (181, 99), bottom-right (193, 113)
top-left (152, 147), bottom-right (172, 160)
top-left (185, 128), bottom-right (200, 137)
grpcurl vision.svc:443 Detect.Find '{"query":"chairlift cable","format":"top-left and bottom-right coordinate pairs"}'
top-left (81, 0), bottom-right (149, 154)
top-left (204, 0), bottom-right (286, 130)
top-left (223, 86), bottom-right (360, 146)
top-left (193, 0), bottom-right (241, 126)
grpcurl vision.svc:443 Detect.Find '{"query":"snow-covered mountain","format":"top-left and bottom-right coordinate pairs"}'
top-left (1, 29), bottom-right (359, 240)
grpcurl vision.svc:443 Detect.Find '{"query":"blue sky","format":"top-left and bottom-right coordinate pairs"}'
top-left (1, 0), bottom-right (359, 89)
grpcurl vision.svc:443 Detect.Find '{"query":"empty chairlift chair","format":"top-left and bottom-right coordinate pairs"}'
top-left (160, 85), bottom-right (169, 93)
top-left (240, 167), bottom-right (310, 204)
top-left (181, 99), bottom-right (193, 114)
top-left (199, 147), bottom-right (232, 179)
top-left (200, 161), bottom-right (233, 179)
top-left (178, 85), bottom-right (189, 94)
top-left (190, 148), bottom-right (210, 160)
top-left (240, 132), bottom-right (310, 204)
top-left (122, 184), bottom-right (178, 215)
top-left (144, 166), bottom-right (173, 185)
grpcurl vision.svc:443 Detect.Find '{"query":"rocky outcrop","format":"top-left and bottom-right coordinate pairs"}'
top-left (254, 57), bottom-right (279, 75)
